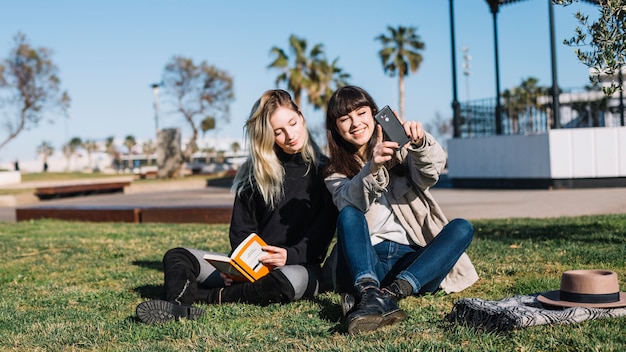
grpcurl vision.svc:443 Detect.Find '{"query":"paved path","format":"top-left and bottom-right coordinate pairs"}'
top-left (1, 178), bottom-right (625, 222)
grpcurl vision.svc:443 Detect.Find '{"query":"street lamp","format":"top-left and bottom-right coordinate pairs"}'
top-left (150, 82), bottom-right (161, 134)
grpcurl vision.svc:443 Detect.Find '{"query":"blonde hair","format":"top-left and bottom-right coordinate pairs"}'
top-left (232, 90), bottom-right (319, 209)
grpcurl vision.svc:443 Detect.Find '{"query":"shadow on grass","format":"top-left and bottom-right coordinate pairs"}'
top-left (314, 295), bottom-right (348, 334)
top-left (134, 284), bottom-right (164, 300)
top-left (132, 260), bottom-right (162, 271)
top-left (473, 215), bottom-right (626, 245)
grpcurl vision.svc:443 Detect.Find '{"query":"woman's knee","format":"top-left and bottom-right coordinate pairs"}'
top-left (163, 247), bottom-right (191, 262)
top-left (277, 265), bottom-right (314, 300)
top-left (447, 218), bottom-right (474, 244)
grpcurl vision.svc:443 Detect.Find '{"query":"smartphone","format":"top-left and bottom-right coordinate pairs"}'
top-left (374, 105), bottom-right (410, 146)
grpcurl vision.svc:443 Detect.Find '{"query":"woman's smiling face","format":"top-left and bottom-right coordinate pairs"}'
top-left (335, 105), bottom-right (375, 156)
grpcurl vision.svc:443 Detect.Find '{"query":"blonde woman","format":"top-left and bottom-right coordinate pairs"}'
top-left (136, 90), bottom-right (338, 324)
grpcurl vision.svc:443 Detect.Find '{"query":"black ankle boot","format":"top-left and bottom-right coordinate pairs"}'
top-left (206, 270), bottom-right (296, 306)
top-left (136, 299), bottom-right (204, 324)
top-left (347, 280), bottom-right (406, 334)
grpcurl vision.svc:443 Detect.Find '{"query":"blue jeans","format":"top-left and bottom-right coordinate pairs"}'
top-left (336, 205), bottom-right (473, 295)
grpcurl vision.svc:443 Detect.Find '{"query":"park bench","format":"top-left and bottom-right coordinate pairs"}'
top-left (16, 205), bottom-right (232, 224)
top-left (34, 181), bottom-right (131, 200)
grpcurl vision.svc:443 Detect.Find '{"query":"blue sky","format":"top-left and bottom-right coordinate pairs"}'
top-left (0, 0), bottom-right (599, 163)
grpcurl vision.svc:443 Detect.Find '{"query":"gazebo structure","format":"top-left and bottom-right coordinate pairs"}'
top-left (446, 0), bottom-right (626, 189)
top-left (448, 0), bottom-right (606, 138)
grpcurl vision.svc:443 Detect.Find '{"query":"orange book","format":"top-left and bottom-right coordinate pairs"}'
top-left (203, 233), bottom-right (271, 282)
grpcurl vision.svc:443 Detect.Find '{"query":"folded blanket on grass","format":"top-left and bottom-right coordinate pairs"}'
top-left (446, 294), bottom-right (626, 331)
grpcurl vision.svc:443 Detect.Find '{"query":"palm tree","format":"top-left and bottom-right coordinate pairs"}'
top-left (63, 137), bottom-right (82, 171)
top-left (268, 34), bottom-right (324, 107)
top-left (231, 141), bottom-right (241, 156)
top-left (105, 136), bottom-right (121, 172)
top-left (36, 141), bottom-right (54, 172)
top-left (308, 57), bottom-right (351, 111)
top-left (124, 135), bottom-right (137, 170)
top-left (81, 139), bottom-right (99, 171)
top-left (503, 77), bottom-right (550, 133)
top-left (376, 26), bottom-right (425, 119)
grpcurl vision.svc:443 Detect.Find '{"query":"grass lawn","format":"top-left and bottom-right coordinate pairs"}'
top-left (0, 215), bottom-right (624, 351)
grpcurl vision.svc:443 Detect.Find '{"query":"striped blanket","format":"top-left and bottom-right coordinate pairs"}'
top-left (447, 294), bottom-right (626, 331)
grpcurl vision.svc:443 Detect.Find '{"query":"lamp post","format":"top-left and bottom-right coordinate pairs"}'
top-left (463, 46), bottom-right (472, 136)
top-left (150, 83), bottom-right (161, 134)
top-left (449, 0), bottom-right (461, 138)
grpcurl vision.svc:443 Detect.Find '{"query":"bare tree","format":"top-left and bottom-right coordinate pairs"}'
top-left (36, 140), bottom-right (54, 172)
top-left (0, 32), bottom-right (70, 150)
top-left (161, 56), bottom-right (234, 172)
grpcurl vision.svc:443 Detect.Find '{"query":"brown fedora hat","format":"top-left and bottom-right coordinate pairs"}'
top-left (537, 270), bottom-right (626, 308)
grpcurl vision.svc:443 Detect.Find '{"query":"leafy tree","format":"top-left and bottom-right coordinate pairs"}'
top-left (557, 0), bottom-right (625, 95)
top-left (200, 116), bottom-right (215, 137)
top-left (0, 32), bottom-right (70, 150)
top-left (161, 56), bottom-right (234, 169)
top-left (376, 26), bottom-right (425, 119)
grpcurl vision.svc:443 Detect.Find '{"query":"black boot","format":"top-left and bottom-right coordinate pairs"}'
top-left (347, 279), bottom-right (406, 334)
top-left (136, 248), bottom-right (206, 324)
top-left (382, 279), bottom-right (413, 301)
top-left (163, 247), bottom-right (202, 305)
top-left (136, 299), bottom-right (204, 324)
top-left (206, 270), bottom-right (296, 306)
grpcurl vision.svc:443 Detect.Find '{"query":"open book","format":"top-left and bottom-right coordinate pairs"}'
top-left (203, 233), bottom-right (271, 282)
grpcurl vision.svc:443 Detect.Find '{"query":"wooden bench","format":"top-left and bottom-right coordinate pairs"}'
top-left (34, 181), bottom-right (131, 200)
top-left (16, 205), bottom-right (232, 224)
top-left (16, 206), bottom-right (141, 223)
top-left (138, 170), bottom-right (158, 179)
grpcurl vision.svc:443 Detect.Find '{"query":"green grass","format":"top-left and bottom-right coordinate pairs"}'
top-left (0, 215), bottom-right (624, 351)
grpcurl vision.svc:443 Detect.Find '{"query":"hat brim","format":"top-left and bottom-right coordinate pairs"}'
top-left (537, 291), bottom-right (626, 309)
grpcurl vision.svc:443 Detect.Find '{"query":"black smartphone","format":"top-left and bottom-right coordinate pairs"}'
top-left (374, 105), bottom-right (410, 146)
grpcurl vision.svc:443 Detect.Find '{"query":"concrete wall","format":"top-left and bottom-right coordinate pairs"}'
top-left (0, 171), bottom-right (21, 186)
top-left (448, 126), bottom-right (626, 179)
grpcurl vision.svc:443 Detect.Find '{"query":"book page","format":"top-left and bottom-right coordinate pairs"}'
top-left (238, 240), bottom-right (266, 273)
top-left (231, 233), bottom-right (271, 280)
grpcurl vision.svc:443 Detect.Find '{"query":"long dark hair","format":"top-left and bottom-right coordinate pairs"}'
top-left (325, 86), bottom-right (379, 178)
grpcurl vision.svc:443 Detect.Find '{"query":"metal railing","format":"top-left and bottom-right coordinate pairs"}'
top-left (458, 87), bottom-right (625, 138)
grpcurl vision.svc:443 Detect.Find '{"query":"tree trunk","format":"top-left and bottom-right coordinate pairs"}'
top-left (399, 75), bottom-right (406, 119)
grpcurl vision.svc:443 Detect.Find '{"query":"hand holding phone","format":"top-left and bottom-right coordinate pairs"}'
top-left (374, 105), bottom-right (410, 147)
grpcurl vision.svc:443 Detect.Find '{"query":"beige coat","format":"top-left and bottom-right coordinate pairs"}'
top-left (325, 132), bottom-right (479, 293)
